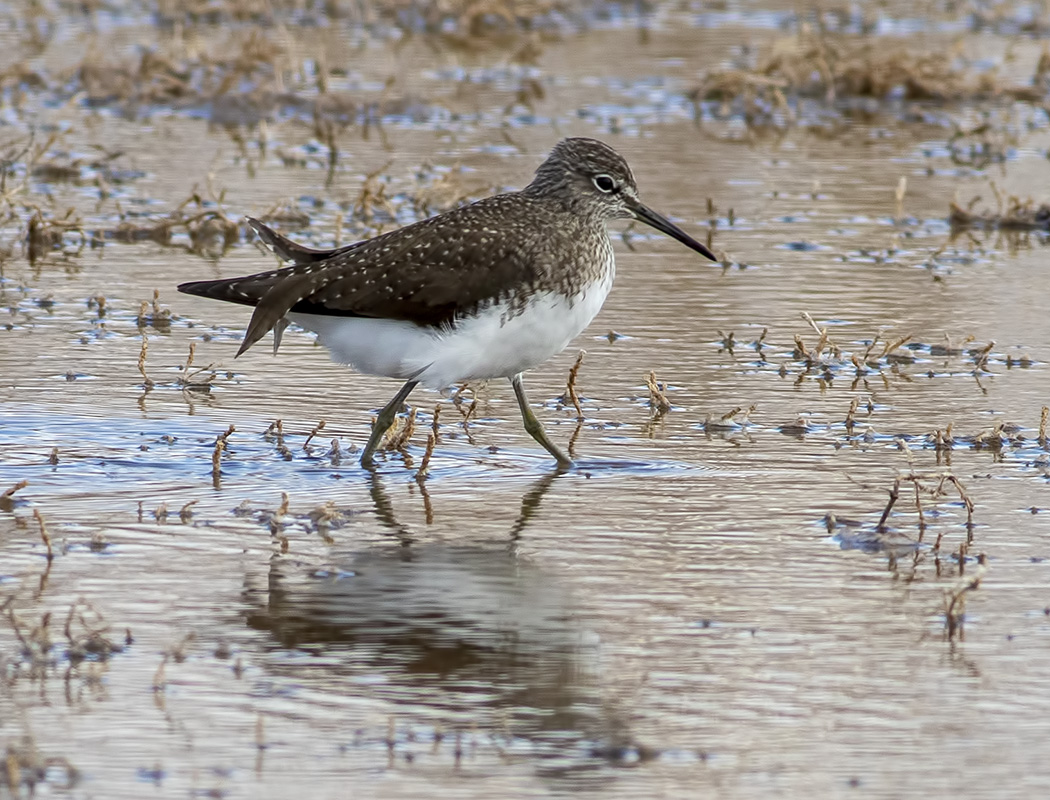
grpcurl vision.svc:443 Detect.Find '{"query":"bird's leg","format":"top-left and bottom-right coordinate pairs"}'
top-left (510, 373), bottom-right (573, 466)
top-left (361, 380), bottom-right (419, 468)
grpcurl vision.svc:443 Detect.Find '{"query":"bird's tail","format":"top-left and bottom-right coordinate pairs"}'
top-left (246, 217), bottom-right (342, 264)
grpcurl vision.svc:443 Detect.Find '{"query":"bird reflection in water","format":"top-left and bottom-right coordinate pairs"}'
top-left (244, 470), bottom-right (651, 786)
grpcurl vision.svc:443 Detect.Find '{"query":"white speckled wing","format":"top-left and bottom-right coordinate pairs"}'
top-left (288, 250), bottom-right (615, 389)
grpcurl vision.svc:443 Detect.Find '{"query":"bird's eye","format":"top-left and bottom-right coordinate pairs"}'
top-left (593, 174), bottom-right (616, 193)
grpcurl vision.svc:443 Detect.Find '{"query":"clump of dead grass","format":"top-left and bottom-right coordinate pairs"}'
top-left (949, 191), bottom-right (1050, 232)
top-left (764, 314), bottom-right (1006, 391)
top-left (0, 130), bottom-right (240, 261)
top-left (3, 28), bottom-right (421, 131)
top-left (3, 597), bottom-right (126, 680)
top-left (691, 29), bottom-right (1048, 129)
top-left (26, 180), bottom-right (240, 261)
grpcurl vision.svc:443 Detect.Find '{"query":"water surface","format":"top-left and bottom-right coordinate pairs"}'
top-left (2, 4), bottom-right (1050, 798)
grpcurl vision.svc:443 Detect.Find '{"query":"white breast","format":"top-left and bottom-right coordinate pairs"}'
top-left (287, 256), bottom-right (615, 390)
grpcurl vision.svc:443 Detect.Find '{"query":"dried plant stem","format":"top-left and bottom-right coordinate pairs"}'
top-left (34, 509), bottom-right (53, 561)
top-left (880, 333), bottom-right (913, 359)
top-left (894, 176), bottom-right (907, 221)
top-left (416, 433), bottom-right (436, 480)
top-left (2, 480), bottom-right (28, 499)
top-left (646, 371), bottom-right (671, 414)
top-left (845, 397), bottom-right (859, 433)
top-left (565, 349), bottom-right (586, 420)
top-left (138, 334), bottom-right (155, 389)
top-left (431, 403), bottom-right (442, 440)
top-left (303, 420), bottom-right (326, 449)
top-left (972, 341), bottom-right (995, 371)
top-left (179, 500), bottom-right (198, 523)
top-left (876, 478), bottom-right (900, 532)
top-left (212, 425), bottom-right (235, 481)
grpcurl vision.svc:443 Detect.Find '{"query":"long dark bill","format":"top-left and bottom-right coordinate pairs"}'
top-left (630, 200), bottom-right (718, 262)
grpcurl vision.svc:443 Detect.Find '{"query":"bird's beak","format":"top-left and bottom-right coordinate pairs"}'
top-left (628, 197), bottom-right (718, 262)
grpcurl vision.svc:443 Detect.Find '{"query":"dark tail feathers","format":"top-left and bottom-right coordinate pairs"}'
top-left (246, 217), bottom-right (339, 264)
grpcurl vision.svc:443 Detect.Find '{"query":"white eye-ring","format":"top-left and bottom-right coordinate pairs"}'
top-left (593, 174), bottom-right (616, 193)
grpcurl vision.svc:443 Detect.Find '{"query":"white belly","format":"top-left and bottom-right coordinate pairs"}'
top-left (288, 266), bottom-right (614, 390)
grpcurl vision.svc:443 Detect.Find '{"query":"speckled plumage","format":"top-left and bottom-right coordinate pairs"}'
top-left (179, 138), bottom-right (643, 356)
top-left (177, 138), bottom-right (717, 465)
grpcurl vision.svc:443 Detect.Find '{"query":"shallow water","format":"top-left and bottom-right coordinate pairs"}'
top-left (3, 4), bottom-right (1050, 798)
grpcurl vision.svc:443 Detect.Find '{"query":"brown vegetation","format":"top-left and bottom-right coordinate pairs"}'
top-left (691, 30), bottom-right (1049, 129)
top-left (949, 192), bottom-right (1050, 231)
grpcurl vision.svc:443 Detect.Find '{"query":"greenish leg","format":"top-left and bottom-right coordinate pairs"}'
top-left (360, 380), bottom-right (418, 468)
top-left (510, 373), bottom-right (573, 466)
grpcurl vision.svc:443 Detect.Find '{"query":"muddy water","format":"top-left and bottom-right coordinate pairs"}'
top-left (3, 7), bottom-right (1050, 799)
